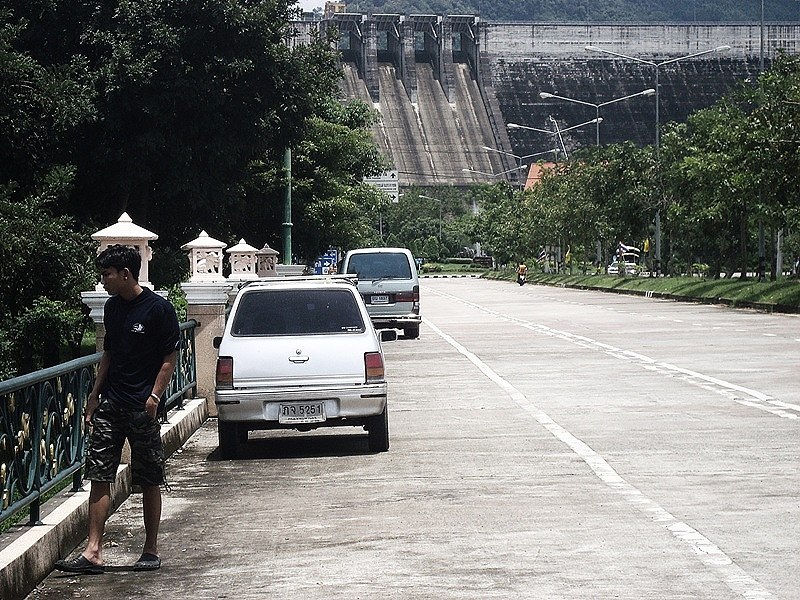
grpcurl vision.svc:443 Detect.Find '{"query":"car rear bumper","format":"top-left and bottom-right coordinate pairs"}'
top-left (215, 383), bottom-right (388, 424)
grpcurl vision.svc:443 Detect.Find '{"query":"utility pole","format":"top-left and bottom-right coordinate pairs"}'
top-left (282, 147), bottom-right (292, 265)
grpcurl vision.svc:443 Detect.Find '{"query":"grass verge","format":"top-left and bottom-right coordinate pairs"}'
top-left (481, 269), bottom-right (800, 312)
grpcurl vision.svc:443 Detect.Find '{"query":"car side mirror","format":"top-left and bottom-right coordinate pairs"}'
top-left (213, 336), bottom-right (222, 349)
top-left (380, 330), bottom-right (398, 342)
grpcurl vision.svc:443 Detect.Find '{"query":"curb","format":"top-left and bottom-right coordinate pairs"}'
top-left (0, 397), bottom-right (209, 600)
top-left (420, 274), bottom-right (480, 278)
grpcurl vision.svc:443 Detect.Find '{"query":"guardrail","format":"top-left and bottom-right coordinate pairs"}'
top-left (0, 320), bottom-right (198, 530)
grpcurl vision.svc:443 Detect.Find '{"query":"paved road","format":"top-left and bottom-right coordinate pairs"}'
top-left (29, 279), bottom-right (799, 599)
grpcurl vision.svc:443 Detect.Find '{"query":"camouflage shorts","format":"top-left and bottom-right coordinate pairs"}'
top-left (85, 397), bottom-right (165, 487)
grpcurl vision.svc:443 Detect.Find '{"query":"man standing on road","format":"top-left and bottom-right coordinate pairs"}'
top-left (55, 244), bottom-right (180, 575)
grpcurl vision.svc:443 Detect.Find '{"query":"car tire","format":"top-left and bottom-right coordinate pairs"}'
top-left (367, 407), bottom-right (389, 452)
top-left (403, 325), bottom-right (420, 339)
top-left (218, 420), bottom-right (241, 459)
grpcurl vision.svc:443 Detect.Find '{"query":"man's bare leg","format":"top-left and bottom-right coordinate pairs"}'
top-left (141, 484), bottom-right (161, 557)
top-left (83, 481), bottom-right (111, 565)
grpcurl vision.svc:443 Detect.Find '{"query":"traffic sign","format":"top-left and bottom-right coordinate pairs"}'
top-left (364, 170), bottom-right (399, 203)
top-left (314, 248), bottom-right (339, 275)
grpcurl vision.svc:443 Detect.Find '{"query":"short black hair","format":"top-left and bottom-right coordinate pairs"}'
top-left (96, 244), bottom-right (142, 280)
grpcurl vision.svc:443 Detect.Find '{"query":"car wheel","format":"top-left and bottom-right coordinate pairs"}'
top-left (403, 325), bottom-right (420, 339)
top-left (218, 420), bottom-right (241, 459)
top-left (367, 407), bottom-right (389, 452)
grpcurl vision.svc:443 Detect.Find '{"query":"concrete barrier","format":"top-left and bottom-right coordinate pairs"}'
top-left (0, 397), bottom-right (208, 600)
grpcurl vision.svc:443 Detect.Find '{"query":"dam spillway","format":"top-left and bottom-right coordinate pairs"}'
top-left (294, 18), bottom-right (800, 188)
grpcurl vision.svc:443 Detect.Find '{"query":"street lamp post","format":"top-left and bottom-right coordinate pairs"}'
top-left (479, 146), bottom-right (560, 189)
top-left (584, 44), bottom-right (731, 275)
top-left (507, 117), bottom-right (603, 160)
top-left (539, 88), bottom-right (655, 146)
top-left (418, 194), bottom-right (442, 241)
top-left (759, 0), bottom-right (766, 279)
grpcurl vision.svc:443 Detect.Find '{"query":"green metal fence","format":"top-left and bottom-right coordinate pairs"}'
top-left (0, 320), bottom-right (198, 529)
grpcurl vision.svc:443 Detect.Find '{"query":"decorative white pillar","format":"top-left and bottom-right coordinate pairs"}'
top-left (181, 231), bottom-right (227, 282)
top-left (256, 243), bottom-right (280, 277)
top-left (83, 212), bottom-right (163, 350)
top-left (227, 239), bottom-right (258, 281)
top-left (90, 212), bottom-right (158, 289)
top-left (180, 230), bottom-right (234, 414)
top-left (181, 281), bottom-right (233, 415)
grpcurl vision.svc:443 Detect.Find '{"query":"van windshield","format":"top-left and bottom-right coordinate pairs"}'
top-left (346, 253), bottom-right (412, 280)
top-left (232, 289), bottom-right (365, 336)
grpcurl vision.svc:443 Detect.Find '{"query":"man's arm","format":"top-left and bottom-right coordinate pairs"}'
top-left (145, 350), bottom-right (178, 420)
top-left (86, 352), bottom-right (111, 424)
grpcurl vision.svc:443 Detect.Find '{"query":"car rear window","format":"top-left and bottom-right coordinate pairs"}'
top-left (345, 253), bottom-right (412, 279)
top-left (231, 289), bottom-right (366, 336)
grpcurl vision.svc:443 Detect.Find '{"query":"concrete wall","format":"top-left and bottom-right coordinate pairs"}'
top-left (481, 22), bottom-right (798, 60)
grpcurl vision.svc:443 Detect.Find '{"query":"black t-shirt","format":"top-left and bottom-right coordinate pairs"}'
top-left (102, 287), bottom-right (181, 410)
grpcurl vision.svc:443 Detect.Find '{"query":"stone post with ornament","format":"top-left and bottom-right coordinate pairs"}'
top-left (227, 239), bottom-right (259, 282)
top-left (80, 212), bottom-right (162, 351)
top-left (256, 243), bottom-right (280, 277)
top-left (180, 231), bottom-right (233, 414)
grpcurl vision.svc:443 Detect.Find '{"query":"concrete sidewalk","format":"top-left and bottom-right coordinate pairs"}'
top-left (0, 397), bottom-right (208, 600)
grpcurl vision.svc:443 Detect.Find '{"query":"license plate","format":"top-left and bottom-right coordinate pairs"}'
top-left (371, 294), bottom-right (389, 304)
top-left (278, 402), bottom-right (326, 424)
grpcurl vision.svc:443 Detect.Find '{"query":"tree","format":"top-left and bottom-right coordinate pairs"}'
top-left (0, 8), bottom-right (97, 378)
top-left (6, 1), bottom-right (347, 269)
top-left (661, 54), bottom-right (800, 278)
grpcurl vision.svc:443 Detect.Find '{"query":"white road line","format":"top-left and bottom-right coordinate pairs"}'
top-left (428, 288), bottom-right (799, 419)
top-left (424, 317), bottom-right (774, 600)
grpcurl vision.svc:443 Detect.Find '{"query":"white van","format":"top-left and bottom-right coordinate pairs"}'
top-left (341, 247), bottom-right (421, 339)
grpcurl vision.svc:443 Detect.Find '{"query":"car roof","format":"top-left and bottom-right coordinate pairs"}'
top-left (346, 247), bottom-right (413, 256)
top-left (237, 276), bottom-right (358, 292)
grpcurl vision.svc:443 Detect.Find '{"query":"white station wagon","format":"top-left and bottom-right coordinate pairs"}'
top-left (214, 276), bottom-right (394, 458)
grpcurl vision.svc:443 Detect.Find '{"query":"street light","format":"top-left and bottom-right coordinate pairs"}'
top-left (539, 88), bottom-right (655, 146)
top-left (507, 117), bottom-right (603, 158)
top-left (461, 165), bottom-right (527, 179)
top-left (418, 194), bottom-right (442, 240)
top-left (585, 43), bottom-right (731, 275)
top-left (479, 146), bottom-right (560, 189)
top-left (584, 45), bottom-right (729, 151)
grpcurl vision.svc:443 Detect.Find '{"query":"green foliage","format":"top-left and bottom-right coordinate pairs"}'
top-left (167, 285), bottom-right (188, 323)
top-left (0, 11), bottom-right (97, 379)
top-left (371, 186), bottom-right (481, 261)
top-left (1, 0), bottom-right (382, 378)
top-left (470, 55), bottom-right (800, 279)
top-left (0, 194), bottom-right (95, 379)
top-left (7, 0), bottom-right (353, 268)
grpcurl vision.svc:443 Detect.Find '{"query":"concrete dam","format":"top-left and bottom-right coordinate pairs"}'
top-left (292, 18), bottom-right (800, 188)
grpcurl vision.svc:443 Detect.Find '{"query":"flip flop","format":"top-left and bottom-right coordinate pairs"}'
top-left (54, 555), bottom-right (105, 575)
top-left (133, 552), bottom-right (161, 571)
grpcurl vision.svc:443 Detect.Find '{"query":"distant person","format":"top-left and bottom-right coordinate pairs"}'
top-left (517, 261), bottom-right (528, 286)
top-left (54, 245), bottom-right (180, 575)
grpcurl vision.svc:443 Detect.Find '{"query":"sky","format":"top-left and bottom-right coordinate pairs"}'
top-left (296, 0), bottom-right (323, 12)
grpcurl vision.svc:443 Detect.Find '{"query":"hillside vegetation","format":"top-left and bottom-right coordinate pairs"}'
top-left (349, 0), bottom-right (798, 22)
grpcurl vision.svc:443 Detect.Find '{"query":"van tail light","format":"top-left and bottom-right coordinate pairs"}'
top-left (364, 352), bottom-right (385, 383)
top-left (395, 286), bottom-right (420, 303)
top-left (395, 285), bottom-right (420, 313)
top-left (216, 357), bottom-right (234, 389)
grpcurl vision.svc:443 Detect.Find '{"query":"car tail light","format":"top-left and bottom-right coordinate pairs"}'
top-left (364, 352), bottom-right (385, 383)
top-left (216, 357), bottom-right (234, 389)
